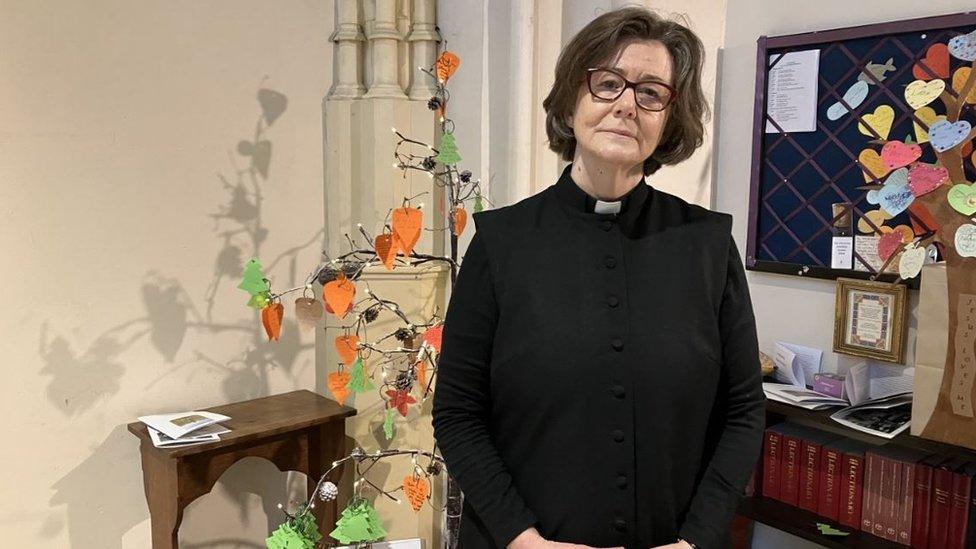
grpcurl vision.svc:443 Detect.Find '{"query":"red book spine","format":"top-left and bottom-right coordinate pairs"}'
top-left (898, 459), bottom-right (916, 546)
top-left (840, 452), bottom-right (864, 529)
top-left (819, 446), bottom-right (843, 521)
top-left (762, 429), bottom-right (782, 499)
top-left (911, 462), bottom-right (934, 549)
top-left (781, 434), bottom-right (802, 506)
top-left (800, 439), bottom-right (821, 512)
top-left (947, 469), bottom-right (971, 549)
top-left (863, 452), bottom-right (879, 534)
top-left (877, 455), bottom-right (898, 541)
top-left (929, 465), bottom-right (954, 548)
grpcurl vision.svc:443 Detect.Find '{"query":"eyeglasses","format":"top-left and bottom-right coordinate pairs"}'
top-left (585, 68), bottom-right (676, 112)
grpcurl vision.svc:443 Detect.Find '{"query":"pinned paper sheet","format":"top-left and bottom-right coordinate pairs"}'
top-left (854, 235), bottom-right (898, 273)
top-left (773, 341), bottom-right (823, 388)
top-left (956, 222), bottom-right (976, 257)
top-left (948, 182), bottom-right (976, 216)
top-left (880, 140), bottom-right (921, 170)
top-left (831, 236), bottom-right (853, 269)
top-left (904, 79), bottom-right (945, 109)
top-left (765, 49), bottom-right (820, 133)
top-left (866, 168), bottom-right (914, 217)
top-left (908, 162), bottom-right (949, 197)
top-left (948, 29), bottom-right (976, 62)
top-left (859, 58), bottom-right (895, 83)
top-left (859, 148), bottom-right (891, 182)
top-left (876, 230), bottom-right (903, 262)
top-left (898, 243), bottom-right (926, 279)
top-left (929, 119), bottom-right (972, 153)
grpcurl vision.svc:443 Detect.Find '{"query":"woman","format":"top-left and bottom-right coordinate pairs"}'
top-left (432, 7), bottom-right (765, 549)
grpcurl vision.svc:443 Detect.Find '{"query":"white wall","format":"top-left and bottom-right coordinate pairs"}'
top-left (0, 1), bottom-right (331, 546)
top-left (717, 1), bottom-right (976, 547)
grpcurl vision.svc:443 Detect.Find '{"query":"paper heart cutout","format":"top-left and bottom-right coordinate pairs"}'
top-left (948, 182), bottom-right (976, 216)
top-left (375, 233), bottom-right (397, 270)
top-left (898, 244), bottom-right (926, 279)
top-left (436, 51), bottom-right (461, 83)
top-left (877, 231), bottom-right (904, 262)
top-left (294, 297), bottom-right (323, 331)
top-left (403, 475), bottom-right (430, 512)
top-left (908, 162), bottom-right (949, 197)
top-left (913, 43), bottom-right (950, 80)
top-left (323, 273), bottom-right (355, 319)
top-left (881, 140), bottom-right (921, 169)
top-left (956, 223), bottom-right (976, 257)
top-left (866, 168), bottom-right (914, 217)
top-left (327, 371), bottom-right (351, 405)
top-left (334, 334), bottom-right (360, 365)
top-left (952, 67), bottom-right (976, 104)
top-left (860, 148), bottom-right (891, 182)
top-left (913, 106), bottom-right (943, 144)
top-left (392, 206), bottom-right (423, 257)
top-left (904, 79), bottom-right (946, 109)
top-left (949, 29), bottom-right (976, 62)
top-left (827, 81), bottom-right (869, 121)
top-left (929, 119), bottom-right (972, 153)
top-left (262, 302), bottom-right (284, 341)
top-left (858, 105), bottom-right (894, 140)
top-left (880, 224), bottom-right (915, 243)
top-left (857, 209), bottom-right (892, 234)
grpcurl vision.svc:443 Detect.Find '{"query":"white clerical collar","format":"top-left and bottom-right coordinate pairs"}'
top-left (593, 200), bottom-right (622, 214)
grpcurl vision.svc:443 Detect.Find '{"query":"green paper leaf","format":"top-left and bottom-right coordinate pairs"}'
top-left (266, 523), bottom-right (314, 549)
top-left (436, 132), bottom-right (462, 165)
top-left (239, 258), bottom-right (270, 296)
top-left (330, 499), bottom-right (387, 543)
top-left (247, 291), bottom-right (271, 309)
top-left (348, 358), bottom-right (373, 393)
top-left (816, 522), bottom-right (850, 536)
top-left (383, 407), bottom-right (396, 440)
top-left (473, 194), bottom-right (483, 213)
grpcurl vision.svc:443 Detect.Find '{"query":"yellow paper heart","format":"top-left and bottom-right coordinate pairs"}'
top-left (913, 106), bottom-right (943, 144)
top-left (859, 149), bottom-right (891, 182)
top-left (952, 67), bottom-right (976, 104)
top-left (904, 79), bottom-right (946, 109)
top-left (857, 209), bottom-right (892, 234)
top-left (858, 105), bottom-right (894, 140)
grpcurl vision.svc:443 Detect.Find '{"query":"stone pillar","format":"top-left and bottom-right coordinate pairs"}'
top-left (329, 0), bottom-right (366, 99)
top-left (407, 0), bottom-right (439, 100)
top-left (365, 0), bottom-right (407, 98)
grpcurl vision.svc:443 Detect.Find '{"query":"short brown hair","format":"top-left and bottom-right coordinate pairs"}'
top-left (543, 7), bottom-right (709, 175)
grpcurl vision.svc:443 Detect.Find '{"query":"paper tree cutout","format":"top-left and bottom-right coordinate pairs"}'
top-left (238, 258), bottom-right (270, 308)
top-left (436, 132), bottom-right (462, 165)
top-left (329, 499), bottom-right (388, 544)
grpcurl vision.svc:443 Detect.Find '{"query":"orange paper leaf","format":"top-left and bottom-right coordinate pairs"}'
top-left (261, 302), bottom-right (284, 341)
top-left (375, 233), bottom-right (397, 270)
top-left (328, 371), bottom-right (351, 405)
top-left (452, 207), bottom-right (467, 236)
top-left (323, 273), bottom-right (355, 319)
top-left (334, 334), bottom-right (360, 365)
top-left (422, 324), bottom-right (443, 354)
top-left (403, 475), bottom-right (430, 512)
top-left (416, 359), bottom-right (427, 388)
top-left (392, 207), bottom-right (423, 257)
top-left (436, 51), bottom-right (460, 83)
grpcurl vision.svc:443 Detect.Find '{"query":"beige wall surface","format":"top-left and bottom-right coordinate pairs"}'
top-left (0, 0), bottom-right (332, 546)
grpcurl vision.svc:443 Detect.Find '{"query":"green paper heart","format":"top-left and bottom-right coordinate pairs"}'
top-left (948, 182), bottom-right (976, 215)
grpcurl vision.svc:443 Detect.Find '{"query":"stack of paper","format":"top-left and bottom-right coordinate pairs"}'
top-left (763, 382), bottom-right (849, 410)
top-left (138, 411), bottom-right (232, 448)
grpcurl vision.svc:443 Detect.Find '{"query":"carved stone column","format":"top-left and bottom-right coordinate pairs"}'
top-left (329, 0), bottom-right (366, 99)
top-left (407, 0), bottom-right (439, 100)
top-left (365, 0), bottom-right (407, 98)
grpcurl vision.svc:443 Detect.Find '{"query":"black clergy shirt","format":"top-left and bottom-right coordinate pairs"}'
top-left (432, 164), bottom-right (766, 549)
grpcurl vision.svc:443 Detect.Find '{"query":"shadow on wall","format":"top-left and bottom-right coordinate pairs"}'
top-left (40, 84), bottom-right (327, 547)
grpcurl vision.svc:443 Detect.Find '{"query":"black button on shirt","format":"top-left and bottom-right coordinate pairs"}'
top-left (433, 163), bottom-right (766, 549)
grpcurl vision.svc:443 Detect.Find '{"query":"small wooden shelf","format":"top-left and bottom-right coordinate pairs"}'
top-left (738, 496), bottom-right (905, 549)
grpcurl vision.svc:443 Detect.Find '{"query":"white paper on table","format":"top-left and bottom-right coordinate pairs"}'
top-left (831, 236), bottom-right (853, 269)
top-left (765, 49), bottom-right (820, 133)
top-left (336, 539), bottom-right (424, 549)
top-left (773, 341), bottom-right (823, 388)
top-left (844, 362), bottom-right (914, 406)
top-left (138, 411), bottom-right (231, 440)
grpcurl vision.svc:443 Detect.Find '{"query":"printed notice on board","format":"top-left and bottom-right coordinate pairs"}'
top-left (765, 49), bottom-right (820, 133)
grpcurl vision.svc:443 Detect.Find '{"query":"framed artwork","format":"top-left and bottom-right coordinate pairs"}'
top-left (833, 277), bottom-right (908, 363)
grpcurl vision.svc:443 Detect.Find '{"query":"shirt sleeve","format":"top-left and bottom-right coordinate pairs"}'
top-left (431, 228), bottom-right (539, 548)
top-left (678, 235), bottom-right (767, 549)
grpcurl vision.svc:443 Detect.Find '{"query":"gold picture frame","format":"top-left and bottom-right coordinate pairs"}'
top-left (833, 277), bottom-right (908, 363)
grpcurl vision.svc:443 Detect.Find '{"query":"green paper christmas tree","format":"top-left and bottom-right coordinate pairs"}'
top-left (329, 499), bottom-right (388, 544)
top-left (436, 132), bottom-right (461, 165)
top-left (238, 257), bottom-right (271, 309)
top-left (347, 358), bottom-right (374, 393)
top-left (383, 407), bottom-right (396, 440)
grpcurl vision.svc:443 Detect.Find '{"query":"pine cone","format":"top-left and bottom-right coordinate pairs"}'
top-left (459, 170), bottom-right (472, 183)
top-left (427, 96), bottom-right (442, 111)
top-left (318, 481), bottom-right (338, 501)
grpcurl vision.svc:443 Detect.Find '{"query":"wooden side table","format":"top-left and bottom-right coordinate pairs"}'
top-left (127, 389), bottom-right (356, 549)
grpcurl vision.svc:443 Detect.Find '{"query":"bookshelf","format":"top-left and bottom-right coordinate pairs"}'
top-left (735, 399), bottom-right (976, 548)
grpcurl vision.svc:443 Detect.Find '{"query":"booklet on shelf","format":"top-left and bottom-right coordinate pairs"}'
top-left (771, 341), bottom-right (823, 388)
top-left (148, 423), bottom-right (231, 448)
top-left (138, 411), bottom-right (231, 440)
top-left (763, 382), bottom-right (849, 410)
top-left (829, 393), bottom-right (912, 439)
top-left (842, 362), bottom-right (913, 406)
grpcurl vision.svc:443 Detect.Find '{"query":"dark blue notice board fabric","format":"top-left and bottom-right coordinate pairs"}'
top-left (757, 24), bottom-right (976, 268)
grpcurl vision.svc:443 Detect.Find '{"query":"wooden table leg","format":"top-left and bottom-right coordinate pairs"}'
top-left (140, 442), bottom-right (184, 549)
top-left (308, 421), bottom-right (346, 539)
